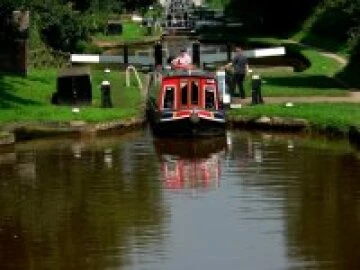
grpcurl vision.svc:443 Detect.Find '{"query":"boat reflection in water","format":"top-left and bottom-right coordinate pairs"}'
top-left (154, 137), bottom-right (227, 191)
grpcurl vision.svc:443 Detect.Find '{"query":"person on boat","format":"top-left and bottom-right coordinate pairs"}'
top-left (171, 48), bottom-right (192, 70)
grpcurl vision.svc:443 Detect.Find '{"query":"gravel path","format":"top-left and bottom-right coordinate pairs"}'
top-left (233, 91), bottom-right (360, 105)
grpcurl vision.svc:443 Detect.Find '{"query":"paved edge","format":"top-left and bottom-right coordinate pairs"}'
top-left (0, 117), bottom-right (146, 146)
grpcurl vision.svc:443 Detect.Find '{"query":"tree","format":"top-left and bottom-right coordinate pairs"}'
top-left (120, 0), bottom-right (156, 12)
top-left (39, 3), bottom-right (90, 52)
top-left (0, 0), bottom-right (26, 40)
top-left (224, 0), bottom-right (322, 34)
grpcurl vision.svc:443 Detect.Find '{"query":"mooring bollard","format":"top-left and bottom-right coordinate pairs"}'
top-left (251, 74), bottom-right (264, 105)
top-left (154, 41), bottom-right (163, 67)
top-left (123, 45), bottom-right (129, 66)
top-left (101, 68), bottom-right (113, 108)
top-left (101, 80), bottom-right (113, 108)
top-left (192, 41), bottom-right (200, 67)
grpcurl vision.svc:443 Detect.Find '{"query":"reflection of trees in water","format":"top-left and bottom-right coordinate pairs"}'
top-left (230, 132), bottom-right (360, 269)
top-left (0, 136), bottom-right (168, 269)
top-left (285, 152), bottom-right (360, 270)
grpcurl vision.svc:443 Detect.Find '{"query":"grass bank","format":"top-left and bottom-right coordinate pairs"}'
top-left (0, 68), bottom-right (144, 125)
top-left (228, 103), bottom-right (360, 133)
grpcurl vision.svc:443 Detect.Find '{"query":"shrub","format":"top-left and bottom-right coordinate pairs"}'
top-left (38, 4), bottom-right (90, 53)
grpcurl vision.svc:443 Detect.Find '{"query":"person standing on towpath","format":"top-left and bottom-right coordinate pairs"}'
top-left (224, 46), bottom-right (249, 99)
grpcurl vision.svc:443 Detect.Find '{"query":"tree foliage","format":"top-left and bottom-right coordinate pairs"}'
top-left (0, 0), bottom-right (156, 52)
top-left (223, 0), bottom-right (322, 35)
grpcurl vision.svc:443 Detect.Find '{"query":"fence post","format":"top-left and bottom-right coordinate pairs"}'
top-left (227, 43), bottom-right (232, 62)
top-left (154, 42), bottom-right (163, 67)
top-left (123, 45), bottom-right (129, 66)
top-left (192, 41), bottom-right (200, 67)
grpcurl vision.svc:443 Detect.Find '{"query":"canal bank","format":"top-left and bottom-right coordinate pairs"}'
top-left (0, 117), bottom-right (145, 145)
top-left (227, 94), bottom-right (360, 148)
top-left (1, 108), bottom-right (360, 148)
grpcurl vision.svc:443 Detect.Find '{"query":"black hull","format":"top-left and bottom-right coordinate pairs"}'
top-left (150, 117), bottom-right (226, 138)
top-left (154, 137), bottom-right (227, 158)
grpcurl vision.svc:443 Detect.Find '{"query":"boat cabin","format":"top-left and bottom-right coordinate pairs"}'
top-left (148, 70), bottom-right (220, 111)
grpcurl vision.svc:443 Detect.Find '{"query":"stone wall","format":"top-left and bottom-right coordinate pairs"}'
top-left (0, 10), bottom-right (29, 76)
top-left (0, 40), bottom-right (28, 76)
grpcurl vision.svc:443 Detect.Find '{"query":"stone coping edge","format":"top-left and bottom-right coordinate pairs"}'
top-left (227, 115), bottom-right (360, 148)
top-left (0, 117), bottom-right (146, 145)
top-left (1, 116), bottom-right (360, 149)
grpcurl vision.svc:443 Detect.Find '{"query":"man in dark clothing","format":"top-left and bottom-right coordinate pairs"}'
top-left (224, 46), bottom-right (249, 98)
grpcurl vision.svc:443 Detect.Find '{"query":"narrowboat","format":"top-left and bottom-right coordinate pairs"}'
top-left (146, 69), bottom-right (229, 137)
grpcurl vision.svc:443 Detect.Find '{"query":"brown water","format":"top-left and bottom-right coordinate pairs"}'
top-left (1, 130), bottom-right (360, 270)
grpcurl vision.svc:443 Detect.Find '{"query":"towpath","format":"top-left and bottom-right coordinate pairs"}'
top-left (233, 91), bottom-right (360, 106)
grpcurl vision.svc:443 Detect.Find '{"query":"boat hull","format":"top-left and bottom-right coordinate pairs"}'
top-left (149, 116), bottom-right (226, 138)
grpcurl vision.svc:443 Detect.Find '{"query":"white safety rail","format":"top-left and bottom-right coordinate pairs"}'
top-left (71, 47), bottom-right (286, 66)
top-left (126, 65), bottom-right (143, 92)
top-left (244, 47), bottom-right (286, 58)
top-left (71, 54), bottom-right (123, 64)
top-left (70, 55), bottom-right (143, 92)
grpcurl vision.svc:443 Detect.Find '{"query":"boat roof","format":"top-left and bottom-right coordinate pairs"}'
top-left (161, 69), bottom-right (216, 79)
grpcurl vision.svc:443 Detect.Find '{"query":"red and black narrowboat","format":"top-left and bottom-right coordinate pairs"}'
top-left (146, 69), bottom-right (226, 137)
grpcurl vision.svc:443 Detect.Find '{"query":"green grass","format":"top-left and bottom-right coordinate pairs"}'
top-left (292, 31), bottom-right (349, 56)
top-left (228, 103), bottom-right (360, 132)
top-left (204, 0), bottom-right (230, 9)
top-left (93, 21), bottom-right (160, 43)
top-left (242, 73), bottom-right (347, 97)
top-left (0, 68), bottom-right (144, 125)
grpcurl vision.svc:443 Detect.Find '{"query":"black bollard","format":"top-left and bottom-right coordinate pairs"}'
top-left (226, 43), bottom-right (232, 62)
top-left (123, 45), bottom-right (128, 66)
top-left (101, 80), bottom-right (113, 108)
top-left (251, 74), bottom-right (264, 105)
top-left (154, 42), bottom-right (163, 67)
top-left (192, 41), bottom-right (200, 67)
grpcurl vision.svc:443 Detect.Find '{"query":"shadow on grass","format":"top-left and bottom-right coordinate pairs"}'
top-left (336, 60), bottom-right (360, 90)
top-left (299, 6), bottom-right (351, 53)
top-left (0, 73), bottom-right (40, 108)
top-left (264, 75), bottom-right (347, 90)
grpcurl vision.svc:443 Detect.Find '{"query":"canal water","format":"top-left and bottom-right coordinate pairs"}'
top-left (1, 129), bottom-right (360, 270)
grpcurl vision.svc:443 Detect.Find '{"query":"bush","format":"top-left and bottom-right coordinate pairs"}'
top-left (38, 4), bottom-right (90, 53)
top-left (75, 40), bottom-right (103, 54)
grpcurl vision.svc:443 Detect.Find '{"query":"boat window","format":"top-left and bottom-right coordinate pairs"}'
top-left (191, 81), bottom-right (199, 105)
top-left (205, 86), bottom-right (216, 109)
top-left (181, 81), bottom-right (188, 106)
top-left (163, 86), bottom-right (175, 109)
